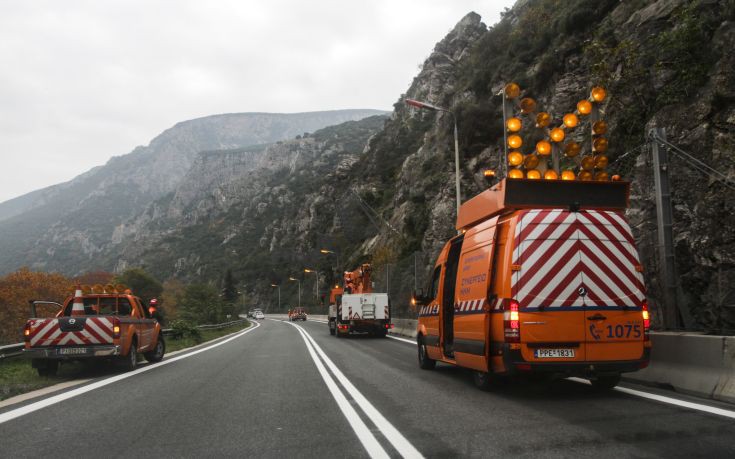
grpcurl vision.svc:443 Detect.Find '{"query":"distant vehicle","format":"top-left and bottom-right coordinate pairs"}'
top-left (24, 284), bottom-right (165, 376)
top-left (254, 311), bottom-right (265, 320)
top-left (289, 307), bottom-right (307, 321)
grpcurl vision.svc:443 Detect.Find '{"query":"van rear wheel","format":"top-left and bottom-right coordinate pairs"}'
top-left (591, 373), bottom-right (621, 391)
top-left (473, 371), bottom-right (494, 391)
top-left (418, 337), bottom-right (436, 370)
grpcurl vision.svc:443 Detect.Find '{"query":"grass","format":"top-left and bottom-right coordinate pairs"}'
top-left (0, 320), bottom-right (251, 401)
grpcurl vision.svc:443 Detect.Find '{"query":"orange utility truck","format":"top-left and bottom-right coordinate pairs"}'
top-left (413, 178), bottom-right (650, 390)
top-left (23, 284), bottom-right (165, 376)
top-left (329, 264), bottom-right (392, 337)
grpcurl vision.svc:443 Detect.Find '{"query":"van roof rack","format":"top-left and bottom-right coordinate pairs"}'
top-left (456, 178), bottom-right (630, 231)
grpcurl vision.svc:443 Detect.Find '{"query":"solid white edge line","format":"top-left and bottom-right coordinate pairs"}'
top-left (294, 323), bottom-right (424, 459)
top-left (387, 335), bottom-right (416, 345)
top-left (287, 322), bottom-right (389, 459)
top-left (0, 321), bottom-right (261, 425)
top-left (568, 377), bottom-right (735, 420)
top-left (384, 335), bottom-right (735, 421)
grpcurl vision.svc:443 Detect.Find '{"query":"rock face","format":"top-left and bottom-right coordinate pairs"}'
top-left (3, 2), bottom-right (734, 331)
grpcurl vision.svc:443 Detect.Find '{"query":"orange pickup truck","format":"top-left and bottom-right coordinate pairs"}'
top-left (23, 285), bottom-right (165, 376)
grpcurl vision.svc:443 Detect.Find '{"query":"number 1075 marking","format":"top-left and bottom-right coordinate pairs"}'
top-left (605, 324), bottom-right (641, 339)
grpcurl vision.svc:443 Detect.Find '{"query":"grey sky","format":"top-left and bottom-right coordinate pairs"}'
top-left (0, 0), bottom-right (513, 203)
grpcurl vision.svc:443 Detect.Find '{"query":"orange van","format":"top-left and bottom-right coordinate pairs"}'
top-left (414, 178), bottom-right (650, 390)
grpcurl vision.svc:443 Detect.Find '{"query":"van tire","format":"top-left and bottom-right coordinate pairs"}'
top-left (473, 371), bottom-right (494, 391)
top-left (144, 335), bottom-right (165, 363)
top-left (591, 373), bottom-right (621, 391)
top-left (418, 337), bottom-right (436, 370)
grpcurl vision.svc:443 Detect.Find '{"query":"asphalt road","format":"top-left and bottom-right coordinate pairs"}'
top-left (1, 318), bottom-right (734, 458)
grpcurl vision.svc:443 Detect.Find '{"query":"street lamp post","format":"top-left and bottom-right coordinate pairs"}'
top-left (288, 277), bottom-right (301, 308)
top-left (320, 248), bottom-right (341, 285)
top-left (304, 269), bottom-right (319, 306)
top-left (270, 284), bottom-right (280, 312)
top-left (405, 98), bottom-right (461, 218)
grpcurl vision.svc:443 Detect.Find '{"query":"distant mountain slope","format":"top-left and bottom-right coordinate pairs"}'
top-left (0, 109), bottom-right (386, 274)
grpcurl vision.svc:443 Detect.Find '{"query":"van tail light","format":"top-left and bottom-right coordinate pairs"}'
top-left (112, 317), bottom-right (121, 339)
top-left (24, 322), bottom-right (32, 343)
top-left (503, 299), bottom-right (521, 343)
top-left (642, 300), bottom-right (650, 341)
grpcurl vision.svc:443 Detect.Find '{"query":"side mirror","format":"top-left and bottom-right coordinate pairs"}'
top-left (411, 289), bottom-right (428, 311)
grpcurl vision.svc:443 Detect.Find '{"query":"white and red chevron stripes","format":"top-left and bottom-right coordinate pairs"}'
top-left (28, 317), bottom-right (114, 347)
top-left (512, 209), bottom-right (646, 309)
top-left (454, 298), bottom-right (486, 314)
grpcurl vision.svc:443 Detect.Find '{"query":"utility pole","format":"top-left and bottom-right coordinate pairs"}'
top-left (650, 128), bottom-right (680, 329)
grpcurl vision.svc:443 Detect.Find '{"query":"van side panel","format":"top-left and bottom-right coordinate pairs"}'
top-left (454, 217), bottom-right (497, 372)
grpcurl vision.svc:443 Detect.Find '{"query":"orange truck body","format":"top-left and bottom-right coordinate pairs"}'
top-left (416, 178), bottom-right (651, 383)
top-left (23, 292), bottom-right (164, 371)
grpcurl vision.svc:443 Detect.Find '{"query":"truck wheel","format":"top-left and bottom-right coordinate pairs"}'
top-left (591, 373), bottom-right (621, 391)
top-left (473, 371), bottom-right (494, 391)
top-left (418, 337), bottom-right (436, 370)
top-left (144, 335), bottom-right (166, 363)
top-left (329, 325), bottom-right (335, 335)
top-left (122, 338), bottom-right (138, 371)
top-left (376, 328), bottom-right (387, 338)
top-left (37, 360), bottom-right (59, 377)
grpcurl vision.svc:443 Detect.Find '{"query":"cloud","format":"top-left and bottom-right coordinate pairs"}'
top-left (0, 0), bottom-right (510, 202)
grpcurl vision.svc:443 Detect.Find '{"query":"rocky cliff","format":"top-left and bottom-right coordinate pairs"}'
top-left (0, 109), bottom-right (385, 274)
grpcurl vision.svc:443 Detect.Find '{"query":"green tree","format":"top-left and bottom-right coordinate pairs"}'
top-left (113, 268), bottom-right (163, 304)
top-left (179, 283), bottom-right (226, 325)
top-left (222, 269), bottom-right (239, 304)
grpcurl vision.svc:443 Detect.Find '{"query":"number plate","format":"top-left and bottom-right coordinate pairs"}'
top-left (534, 348), bottom-right (575, 358)
top-left (57, 347), bottom-right (88, 356)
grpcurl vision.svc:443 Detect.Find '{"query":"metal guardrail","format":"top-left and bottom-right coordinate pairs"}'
top-left (0, 343), bottom-right (25, 360)
top-left (0, 319), bottom-right (250, 361)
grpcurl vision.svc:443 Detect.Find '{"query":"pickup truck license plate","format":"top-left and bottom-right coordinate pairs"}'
top-left (534, 349), bottom-right (575, 358)
top-left (57, 348), bottom-right (88, 355)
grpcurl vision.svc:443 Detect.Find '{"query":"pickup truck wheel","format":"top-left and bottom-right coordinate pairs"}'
top-left (591, 373), bottom-right (621, 391)
top-left (122, 339), bottom-right (138, 371)
top-left (418, 337), bottom-right (436, 370)
top-left (144, 335), bottom-right (166, 363)
top-left (37, 360), bottom-right (59, 377)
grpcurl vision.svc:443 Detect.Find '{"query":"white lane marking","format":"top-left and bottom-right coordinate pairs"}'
top-left (383, 335), bottom-right (735, 421)
top-left (568, 377), bottom-right (735, 420)
top-left (387, 335), bottom-right (415, 345)
top-left (289, 321), bottom-right (424, 458)
top-left (0, 322), bottom-right (260, 425)
top-left (0, 379), bottom-right (92, 409)
top-left (290, 323), bottom-right (389, 459)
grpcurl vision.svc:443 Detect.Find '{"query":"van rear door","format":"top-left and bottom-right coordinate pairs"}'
top-left (513, 209), bottom-right (586, 362)
top-left (577, 210), bottom-right (646, 361)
